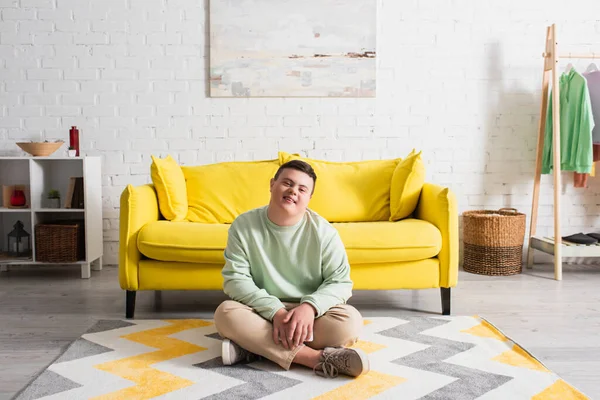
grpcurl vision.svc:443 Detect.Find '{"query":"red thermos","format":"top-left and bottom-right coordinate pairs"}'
top-left (69, 126), bottom-right (80, 156)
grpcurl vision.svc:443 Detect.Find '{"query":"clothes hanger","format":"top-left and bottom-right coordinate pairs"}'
top-left (586, 63), bottom-right (599, 73)
top-left (564, 62), bottom-right (575, 74)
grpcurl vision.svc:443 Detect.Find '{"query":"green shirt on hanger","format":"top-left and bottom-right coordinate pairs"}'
top-left (542, 68), bottom-right (595, 174)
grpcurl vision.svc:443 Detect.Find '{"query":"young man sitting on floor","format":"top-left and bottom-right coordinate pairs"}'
top-left (214, 159), bottom-right (369, 378)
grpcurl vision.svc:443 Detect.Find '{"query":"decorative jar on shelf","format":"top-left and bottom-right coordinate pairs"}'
top-left (10, 189), bottom-right (26, 207)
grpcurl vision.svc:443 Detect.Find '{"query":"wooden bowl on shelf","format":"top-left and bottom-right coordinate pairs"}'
top-left (16, 141), bottom-right (65, 157)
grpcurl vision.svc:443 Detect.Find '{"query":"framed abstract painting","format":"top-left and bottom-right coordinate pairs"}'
top-left (209, 0), bottom-right (376, 98)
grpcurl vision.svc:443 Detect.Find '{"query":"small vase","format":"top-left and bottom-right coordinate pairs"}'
top-left (68, 149), bottom-right (77, 157)
top-left (69, 126), bottom-right (80, 156)
top-left (10, 189), bottom-right (26, 207)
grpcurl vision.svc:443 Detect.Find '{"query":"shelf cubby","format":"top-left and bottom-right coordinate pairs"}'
top-left (0, 158), bottom-right (31, 211)
top-left (0, 211), bottom-right (33, 263)
top-left (30, 158), bottom-right (84, 210)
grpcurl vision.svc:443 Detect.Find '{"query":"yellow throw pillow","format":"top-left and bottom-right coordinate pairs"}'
top-left (150, 155), bottom-right (188, 221)
top-left (183, 160), bottom-right (279, 224)
top-left (279, 151), bottom-right (401, 222)
top-left (390, 150), bottom-right (425, 221)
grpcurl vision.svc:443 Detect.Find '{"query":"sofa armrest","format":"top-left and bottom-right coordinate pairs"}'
top-left (414, 183), bottom-right (458, 288)
top-left (119, 184), bottom-right (160, 290)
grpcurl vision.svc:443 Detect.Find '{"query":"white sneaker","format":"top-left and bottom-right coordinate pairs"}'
top-left (221, 339), bottom-right (259, 366)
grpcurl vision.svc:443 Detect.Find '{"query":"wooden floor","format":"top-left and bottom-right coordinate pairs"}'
top-left (1, 263), bottom-right (599, 399)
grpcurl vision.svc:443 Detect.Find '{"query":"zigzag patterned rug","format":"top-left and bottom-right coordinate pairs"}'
top-left (14, 316), bottom-right (589, 399)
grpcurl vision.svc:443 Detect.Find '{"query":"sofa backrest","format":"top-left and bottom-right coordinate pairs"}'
top-left (150, 150), bottom-right (425, 224)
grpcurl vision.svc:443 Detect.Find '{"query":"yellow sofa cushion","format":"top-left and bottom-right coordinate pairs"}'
top-left (182, 160), bottom-right (279, 224)
top-left (390, 150), bottom-right (426, 221)
top-left (333, 219), bottom-right (441, 264)
top-left (150, 155), bottom-right (188, 221)
top-left (138, 221), bottom-right (230, 264)
top-left (137, 218), bottom-right (441, 265)
top-left (278, 151), bottom-right (400, 222)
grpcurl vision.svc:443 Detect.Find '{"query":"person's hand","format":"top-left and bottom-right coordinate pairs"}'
top-left (272, 308), bottom-right (290, 348)
top-left (282, 303), bottom-right (316, 349)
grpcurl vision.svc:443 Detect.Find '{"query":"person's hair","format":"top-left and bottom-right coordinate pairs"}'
top-left (274, 160), bottom-right (317, 193)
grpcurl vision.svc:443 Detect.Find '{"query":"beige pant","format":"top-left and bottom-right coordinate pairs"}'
top-left (214, 300), bottom-right (363, 370)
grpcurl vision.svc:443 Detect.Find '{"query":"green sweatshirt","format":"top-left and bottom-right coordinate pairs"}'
top-left (542, 68), bottom-right (595, 174)
top-left (221, 206), bottom-right (353, 321)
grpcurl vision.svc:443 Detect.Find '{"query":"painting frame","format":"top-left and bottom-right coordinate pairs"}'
top-left (209, 0), bottom-right (376, 98)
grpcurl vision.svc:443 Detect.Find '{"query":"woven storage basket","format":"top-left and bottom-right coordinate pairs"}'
top-left (462, 208), bottom-right (526, 276)
top-left (35, 220), bottom-right (85, 262)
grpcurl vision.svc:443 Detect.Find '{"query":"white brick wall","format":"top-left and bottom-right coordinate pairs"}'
top-left (1, 1), bottom-right (600, 266)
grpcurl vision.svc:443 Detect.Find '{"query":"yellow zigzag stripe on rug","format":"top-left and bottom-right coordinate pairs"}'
top-left (493, 344), bottom-right (550, 373)
top-left (532, 379), bottom-right (590, 399)
top-left (312, 371), bottom-right (406, 400)
top-left (92, 319), bottom-right (213, 400)
top-left (348, 340), bottom-right (387, 354)
top-left (461, 319), bottom-right (508, 342)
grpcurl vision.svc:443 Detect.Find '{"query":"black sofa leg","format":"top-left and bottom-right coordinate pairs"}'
top-left (441, 288), bottom-right (451, 315)
top-left (126, 290), bottom-right (136, 319)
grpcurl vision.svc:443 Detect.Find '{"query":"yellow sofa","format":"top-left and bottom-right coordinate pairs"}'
top-left (119, 151), bottom-right (458, 318)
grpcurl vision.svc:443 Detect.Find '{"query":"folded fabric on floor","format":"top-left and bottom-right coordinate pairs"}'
top-left (586, 232), bottom-right (600, 241)
top-left (562, 233), bottom-right (598, 244)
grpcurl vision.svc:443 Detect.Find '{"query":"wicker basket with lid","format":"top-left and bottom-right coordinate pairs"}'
top-left (462, 208), bottom-right (526, 276)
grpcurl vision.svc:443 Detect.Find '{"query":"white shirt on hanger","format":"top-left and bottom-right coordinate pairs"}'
top-left (583, 65), bottom-right (600, 144)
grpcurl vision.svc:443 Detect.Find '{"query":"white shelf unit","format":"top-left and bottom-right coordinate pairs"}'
top-left (0, 156), bottom-right (103, 279)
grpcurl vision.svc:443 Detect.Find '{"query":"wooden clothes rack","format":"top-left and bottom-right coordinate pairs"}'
top-left (527, 24), bottom-right (600, 281)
